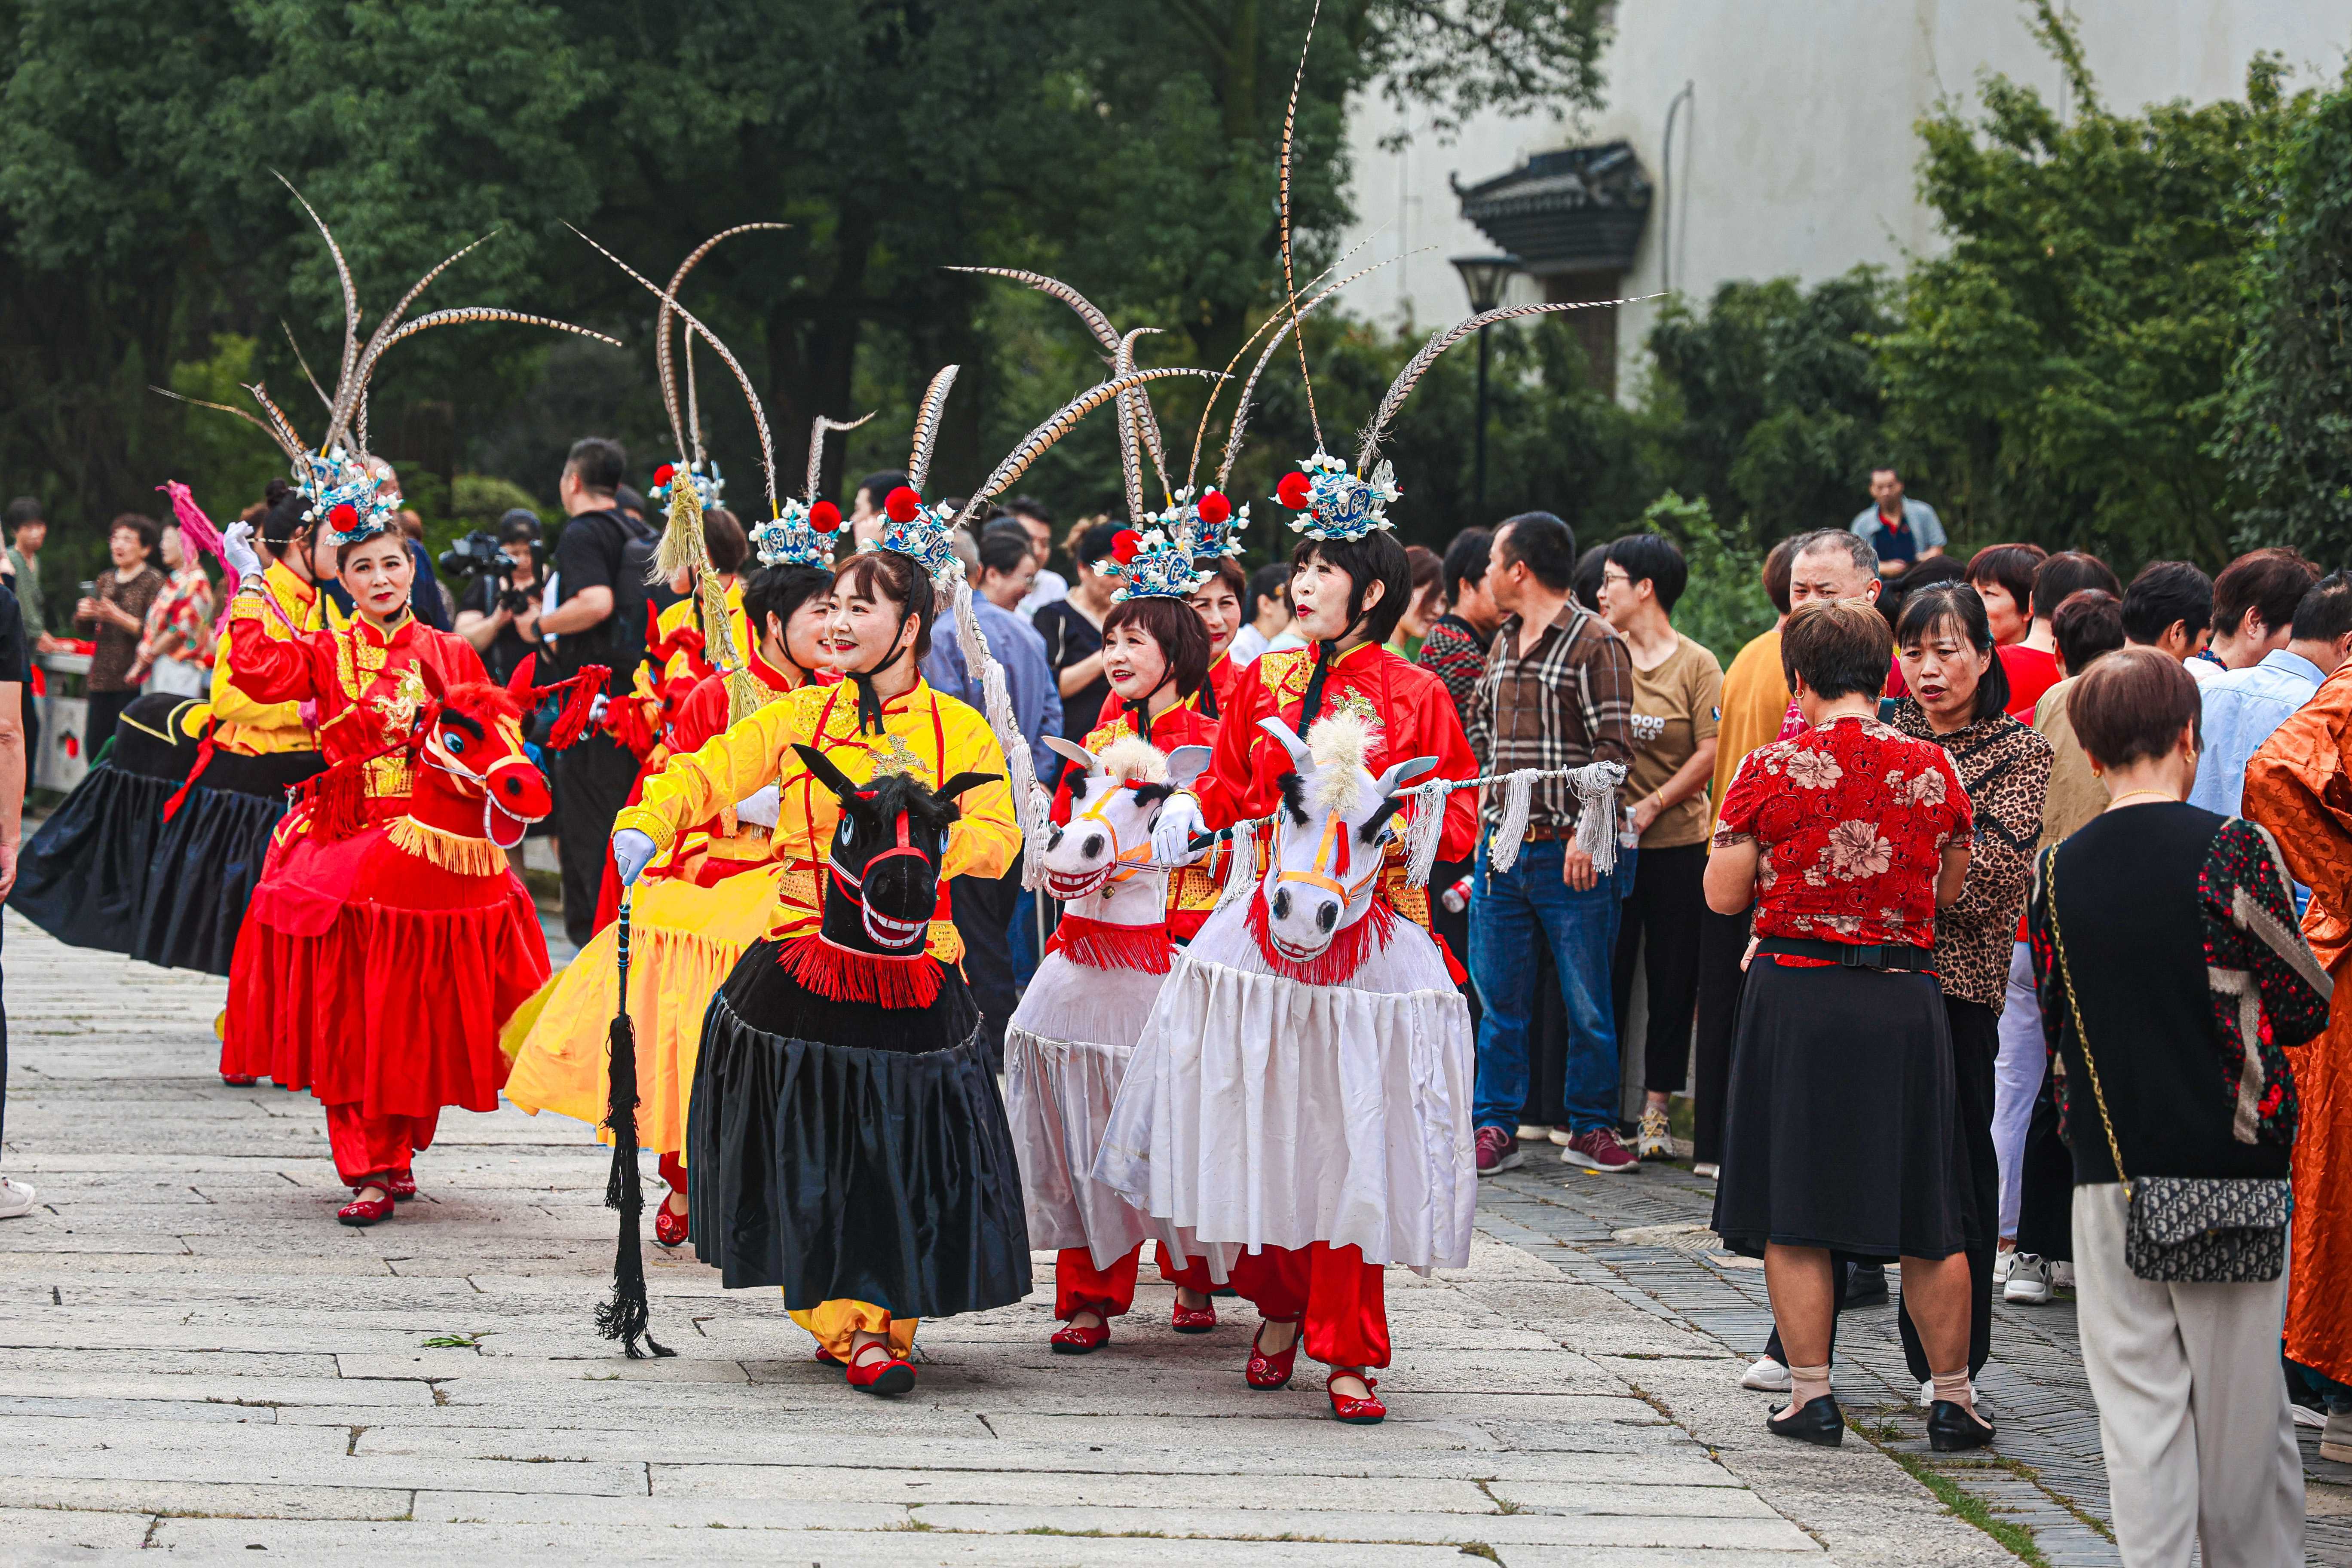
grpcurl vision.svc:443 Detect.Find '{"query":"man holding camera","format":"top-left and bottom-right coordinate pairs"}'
top-left (536, 438), bottom-right (655, 946)
top-left (452, 509), bottom-right (545, 685)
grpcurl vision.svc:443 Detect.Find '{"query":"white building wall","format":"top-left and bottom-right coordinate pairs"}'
top-left (1343, 1), bottom-right (2349, 397)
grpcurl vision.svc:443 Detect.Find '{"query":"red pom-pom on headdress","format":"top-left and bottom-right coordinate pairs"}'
top-left (808, 500), bottom-right (841, 533)
top-left (883, 486), bottom-right (922, 524)
top-left (1110, 529), bottom-right (1142, 564)
top-left (1197, 490), bottom-right (1232, 525)
top-left (1275, 472), bottom-right (1313, 509)
top-left (653, 463), bottom-right (675, 486)
top-left (328, 502), bottom-right (359, 530)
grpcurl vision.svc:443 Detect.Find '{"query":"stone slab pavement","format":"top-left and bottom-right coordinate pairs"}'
top-left (0, 909), bottom-right (2205, 1565)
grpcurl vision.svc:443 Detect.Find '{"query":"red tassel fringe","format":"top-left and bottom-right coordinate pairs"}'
top-left (545, 668), bottom-right (609, 750)
top-left (293, 756), bottom-right (376, 842)
top-left (1047, 914), bottom-right (1173, 974)
top-left (160, 734), bottom-right (218, 824)
top-left (774, 933), bottom-right (943, 1010)
top-left (1245, 888), bottom-right (1398, 986)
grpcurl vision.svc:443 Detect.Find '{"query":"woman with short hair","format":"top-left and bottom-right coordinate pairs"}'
top-left (1706, 597), bottom-right (1983, 1449)
top-left (2034, 646), bottom-right (2325, 1564)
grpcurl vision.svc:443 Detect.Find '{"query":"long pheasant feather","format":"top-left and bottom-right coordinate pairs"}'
top-left (657, 224), bottom-right (791, 462)
top-left (805, 411), bottom-right (876, 502)
top-left (956, 368), bottom-right (1218, 527)
top-left (906, 364), bottom-right (962, 492)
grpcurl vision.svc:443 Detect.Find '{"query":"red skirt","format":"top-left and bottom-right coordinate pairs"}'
top-left (223, 821), bottom-right (549, 1118)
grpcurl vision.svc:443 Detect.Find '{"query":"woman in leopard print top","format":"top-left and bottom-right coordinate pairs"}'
top-left (1889, 583), bottom-right (2052, 1394)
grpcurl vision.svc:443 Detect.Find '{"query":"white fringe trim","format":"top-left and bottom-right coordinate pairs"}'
top-left (950, 578), bottom-right (1049, 891)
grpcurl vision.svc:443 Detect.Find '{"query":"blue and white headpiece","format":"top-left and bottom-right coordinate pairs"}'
top-left (864, 491), bottom-right (965, 587)
top-left (302, 446), bottom-right (399, 547)
top-left (1152, 486), bottom-right (1247, 562)
top-left (648, 457), bottom-right (722, 513)
top-left (1099, 523), bottom-right (1210, 603)
top-left (1274, 449), bottom-right (1397, 543)
top-left (750, 496), bottom-right (841, 571)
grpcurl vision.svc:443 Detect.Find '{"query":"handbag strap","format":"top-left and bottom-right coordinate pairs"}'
top-left (2045, 848), bottom-right (2132, 1195)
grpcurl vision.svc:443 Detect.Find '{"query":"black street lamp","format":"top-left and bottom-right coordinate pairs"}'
top-left (1450, 253), bottom-right (1519, 515)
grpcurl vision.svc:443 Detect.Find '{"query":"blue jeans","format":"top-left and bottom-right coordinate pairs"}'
top-left (1011, 887), bottom-right (1044, 988)
top-left (1468, 835), bottom-right (1632, 1134)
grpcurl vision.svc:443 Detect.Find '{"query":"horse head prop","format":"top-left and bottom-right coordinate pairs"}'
top-left (1252, 713), bottom-right (1434, 978)
top-left (792, 744), bottom-right (998, 956)
top-left (409, 655), bottom-right (604, 851)
top-left (1041, 735), bottom-right (1210, 925)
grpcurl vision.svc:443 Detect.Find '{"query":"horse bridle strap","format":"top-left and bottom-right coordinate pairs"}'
top-left (1273, 813), bottom-right (1385, 906)
top-left (1073, 784), bottom-right (1163, 886)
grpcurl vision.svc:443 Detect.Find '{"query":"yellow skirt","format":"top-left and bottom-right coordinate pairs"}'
top-left (501, 863), bottom-right (787, 1156)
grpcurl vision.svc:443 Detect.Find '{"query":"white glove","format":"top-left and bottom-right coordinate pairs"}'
top-left (588, 692), bottom-right (610, 724)
top-left (733, 783), bottom-right (780, 830)
top-left (1149, 792), bottom-right (1207, 867)
top-left (612, 829), bottom-right (658, 888)
top-left (220, 521), bottom-right (263, 582)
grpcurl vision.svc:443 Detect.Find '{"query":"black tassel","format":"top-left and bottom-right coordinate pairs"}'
top-left (596, 896), bottom-right (673, 1359)
top-left (851, 671), bottom-right (886, 735)
top-left (1299, 640), bottom-right (1335, 729)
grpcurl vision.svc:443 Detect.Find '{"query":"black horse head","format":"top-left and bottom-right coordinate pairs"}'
top-left (793, 744), bottom-right (998, 954)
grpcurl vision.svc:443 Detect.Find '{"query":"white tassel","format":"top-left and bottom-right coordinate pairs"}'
top-left (1488, 769), bottom-right (1539, 874)
top-left (950, 578), bottom-right (1047, 890)
top-left (1566, 760), bottom-right (1629, 876)
top-left (1215, 817), bottom-right (1260, 911)
top-left (1401, 779), bottom-right (1450, 888)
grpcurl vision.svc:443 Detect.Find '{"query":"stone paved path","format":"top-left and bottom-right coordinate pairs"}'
top-left (0, 911), bottom-right (2320, 1564)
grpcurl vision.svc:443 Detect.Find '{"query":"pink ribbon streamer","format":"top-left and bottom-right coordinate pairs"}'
top-left (156, 480), bottom-right (236, 634)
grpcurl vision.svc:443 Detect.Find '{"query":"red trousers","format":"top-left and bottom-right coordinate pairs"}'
top-left (1231, 1243), bottom-right (1389, 1369)
top-left (658, 1152), bottom-right (687, 1192)
top-left (324, 1103), bottom-right (440, 1187)
top-left (1056, 1243), bottom-right (1219, 1320)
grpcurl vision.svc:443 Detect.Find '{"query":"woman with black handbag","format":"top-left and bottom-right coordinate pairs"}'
top-left (2029, 646), bottom-right (2329, 1568)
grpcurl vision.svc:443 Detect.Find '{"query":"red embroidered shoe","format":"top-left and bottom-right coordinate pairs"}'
top-left (843, 1341), bottom-right (916, 1396)
top-left (1171, 1298), bottom-right (1217, 1335)
top-left (337, 1192), bottom-right (395, 1228)
top-left (1326, 1369), bottom-right (1385, 1424)
top-left (814, 1346), bottom-right (841, 1366)
top-left (653, 1200), bottom-right (688, 1248)
top-left (220, 1073), bottom-right (257, 1087)
top-left (1050, 1319), bottom-right (1111, 1355)
top-left (384, 1169), bottom-right (417, 1203)
top-left (1245, 1321), bottom-right (1300, 1390)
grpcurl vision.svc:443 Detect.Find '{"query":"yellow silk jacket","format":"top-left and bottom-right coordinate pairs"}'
top-left (616, 677), bottom-right (1018, 961)
top-left (654, 578), bottom-right (750, 686)
top-left (199, 561), bottom-right (325, 755)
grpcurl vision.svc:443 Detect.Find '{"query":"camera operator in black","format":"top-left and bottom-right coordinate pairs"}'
top-left (451, 509), bottom-right (545, 685)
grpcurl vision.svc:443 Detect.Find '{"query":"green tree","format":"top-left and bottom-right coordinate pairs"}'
top-left (1874, 3), bottom-right (2314, 566)
top-left (2217, 62), bottom-right (2352, 559)
top-left (1642, 270), bottom-right (1894, 551)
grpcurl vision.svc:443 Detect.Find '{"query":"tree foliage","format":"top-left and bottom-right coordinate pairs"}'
top-left (2217, 61), bottom-right (2352, 560)
top-left (0, 0), bottom-right (1613, 587)
top-left (1874, 5), bottom-right (2314, 566)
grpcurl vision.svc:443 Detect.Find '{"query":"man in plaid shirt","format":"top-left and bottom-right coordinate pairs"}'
top-left (1466, 513), bottom-right (1637, 1176)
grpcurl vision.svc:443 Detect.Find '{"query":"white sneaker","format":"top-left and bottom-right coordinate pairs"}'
top-left (1516, 1124), bottom-right (1551, 1142)
top-left (2324, 1411), bottom-right (2352, 1465)
top-left (1636, 1107), bottom-right (1673, 1160)
top-left (1692, 1162), bottom-right (1719, 1181)
top-left (2293, 1403), bottom-right (2328, 1430)
top-left (2004, 1253), bottom-right (2053, 1304)
top-left (1740, 1355), bottom-right (1791, 1393)
top-left (0, 1176), bottom-right (37, 1219)
top-left (2050, 1259), bottom-right (2076, 1292)
top-left (1993, 1249), bottom-right (2017, 1286)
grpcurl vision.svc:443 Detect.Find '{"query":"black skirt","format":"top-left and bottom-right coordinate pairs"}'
top-left (1710, 959), bottom-right (1964, 1262)
top-left (10, 764), bottom-right (174, 956)
top-left (685, 940), bottom-right (1033, 1315)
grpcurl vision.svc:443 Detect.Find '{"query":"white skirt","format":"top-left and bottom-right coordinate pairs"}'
top-left (1092, 899), bottom-right (1477, 1272)
top-left (1003, 951), bottom-right (1231, 1278)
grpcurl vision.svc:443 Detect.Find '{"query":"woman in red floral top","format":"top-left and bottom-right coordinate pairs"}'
top-left (1703, 598), bottom-right (1987, 1452)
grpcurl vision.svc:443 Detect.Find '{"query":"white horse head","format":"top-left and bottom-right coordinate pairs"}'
top-left (1043, 734), bottom-right (1210, 925)
top-left (1257, 713), bottom-right (1434, 963)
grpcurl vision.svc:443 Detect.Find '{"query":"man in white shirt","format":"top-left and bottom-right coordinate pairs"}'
top-left (2190, 572), bottom-right (2352, 817)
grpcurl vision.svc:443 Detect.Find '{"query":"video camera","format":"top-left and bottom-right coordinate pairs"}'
top-left (438, 530), bottom-right (543, 616)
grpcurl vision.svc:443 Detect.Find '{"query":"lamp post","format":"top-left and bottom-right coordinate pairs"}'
top-left (1450, 253), bottom-right (1519, 515)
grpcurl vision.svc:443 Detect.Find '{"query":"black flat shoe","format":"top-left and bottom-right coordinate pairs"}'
top-left (1767, 1394), bottom-right (1844, 1446)
top-left (1843, 1265), bottom-right (1890, 1307)
top-left (1928, 1400), bottom-right (1995, 1452)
